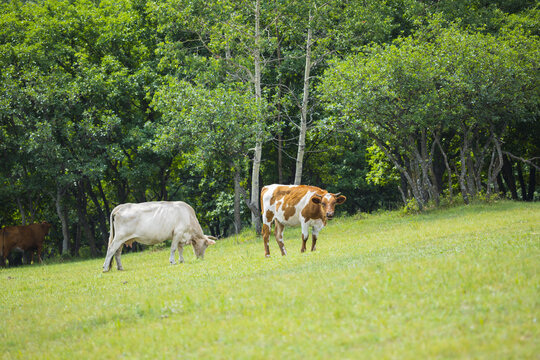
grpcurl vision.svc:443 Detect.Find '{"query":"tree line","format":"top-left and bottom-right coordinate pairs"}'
top-left (1, 0), bottom-right (538, 259)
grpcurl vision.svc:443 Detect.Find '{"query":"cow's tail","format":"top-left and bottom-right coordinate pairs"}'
top-left (108, 210), bottom-right (116, 248)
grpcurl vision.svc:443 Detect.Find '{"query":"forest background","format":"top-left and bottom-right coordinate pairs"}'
top-left (0, 0), bottom-right (538, 259)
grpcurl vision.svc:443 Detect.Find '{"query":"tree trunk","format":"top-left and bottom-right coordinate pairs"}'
top-left (501, 154), bottom-right (518, 200)
top-left (294, 11), bottom-right (313, 185)
top-left (233, 167), bottom-right (242, 234)
top-left (15, 196), bottom-right (27, 225)
top-left (27, 195), bottom-right (36, 223)
top-left (75, 222), bottom-right (82, 256)
top-left (434, 135), bottom-right (453, 199)
top-left (97, 180), bottom-right (110, 215)
top-left (458, 145), bottom-right (470, 205)
top-left (486, 132), bottom-right (504, 199)
top-left (75, 183), bottom-right (97, 256)
top-left (250, 0), bottom-right (262, 234)
top-left (371, 135), bottom-right (424, 210)
top-left (54, 186), bottom-right (70, 255)
top-left (516, 162), bottom-right (527, 201)
top-left (497, 174), bottom-right (507, 196)
top-left (527, 165), bottom-right (536, 201)
top-left (85, 178), bottom-right (109, 248)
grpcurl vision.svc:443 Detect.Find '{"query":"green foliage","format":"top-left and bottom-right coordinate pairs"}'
top-left (0, 0), bottom-right (538, 258)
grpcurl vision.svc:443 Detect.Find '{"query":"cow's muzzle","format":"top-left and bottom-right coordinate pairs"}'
top-left (326, 213), bottom-right (334, 220)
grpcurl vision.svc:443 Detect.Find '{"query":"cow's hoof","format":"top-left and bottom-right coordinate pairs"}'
top-left (117, 267), bottom-right (124, 271)
top-left (102, 268), bottom-right (110, 273)
top-left (265, 254), bottom-right (271, 258)
top-left (170, 261), bottom-right (177, 265)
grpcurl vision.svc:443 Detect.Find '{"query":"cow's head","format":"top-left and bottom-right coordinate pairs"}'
top-left (41, 222), bottom-right (52, 234)
top-left (192, 235), bottom-right (217, 259)
top-left (311, 192), bottom-right (346, 220)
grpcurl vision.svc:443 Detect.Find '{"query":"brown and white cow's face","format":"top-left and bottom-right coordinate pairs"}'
top-left (311, 193), bottom-right (346, 220)
top-left (192, 235), bottom-right (217, 259)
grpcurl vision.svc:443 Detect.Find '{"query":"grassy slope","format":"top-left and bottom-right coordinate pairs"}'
top-left (1, 201), bottom-right (539, 359)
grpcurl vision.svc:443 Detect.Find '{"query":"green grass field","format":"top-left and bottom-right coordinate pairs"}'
top-left (1, 201), bottom-right (539, 359)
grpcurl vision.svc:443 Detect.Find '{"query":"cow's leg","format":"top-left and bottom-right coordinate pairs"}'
top-left (177, 244), bottom-right (185, 264)
top-left (300, 223), bottom-right (309, 253)
top-left (103, 240), bottom-right (124, 272)
top-left (169, 240), bottom-right (179, 265)
top-left (37, 245), bottom-right (43, 264)
top-left (262, 223), bottom-right (271, 258)
top-left (114, 244), bottom-right (124, 270)
top-left (274, 220), bottom-right (287, 256)
top-left (311, 227), bottom-right (321, 252)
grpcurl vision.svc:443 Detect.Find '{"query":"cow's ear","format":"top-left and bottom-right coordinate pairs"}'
top-left (336, 195), bottom-right (347, 204)
top-left (311, 195), bottom-right (322, 204)
top-left (206, 236), bottom-right (216, 245)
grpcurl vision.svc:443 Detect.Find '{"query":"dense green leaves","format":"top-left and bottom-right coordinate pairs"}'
top-left (0, 0), bottom-right (537, 260)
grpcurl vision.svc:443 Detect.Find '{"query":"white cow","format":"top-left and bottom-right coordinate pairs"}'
top-left (103, 201), bottom-right (216, 272)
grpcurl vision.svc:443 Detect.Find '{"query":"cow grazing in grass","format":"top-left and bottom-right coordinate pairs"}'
top-left (260, 184), bottom-right (346, 257)
top-left (1, 222), bottom-right (51, 267)
top-left (103, 201), bottom-right (217, 272)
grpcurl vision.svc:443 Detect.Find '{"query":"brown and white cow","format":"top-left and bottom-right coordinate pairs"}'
top-left (0, 222), bottom-right (51, 267)
top-left (260, 184), bottom-right (346, 257)
top-left (103, 201), bottom-right (217, 272)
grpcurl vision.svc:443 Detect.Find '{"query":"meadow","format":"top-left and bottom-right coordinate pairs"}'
top-left (1, 201), bottom-right (539, 359)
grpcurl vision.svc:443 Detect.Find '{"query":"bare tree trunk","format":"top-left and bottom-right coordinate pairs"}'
top-left (233, 166), bottom-right (242, 234)
top-left (97, 180), bottom-right (110, 215)
top-left (75, 222), bottom-right (82, 256)
top-left (75, 183), bottom-right (97, 256)
top-left (15, 197), bottom-right (26, 225)
top-left (371, 135), bottom-right (425, 210)
top-left (459, 145), bottom-right (470, 205)
top-left (250, 0), bottom-right (262, 234)
top-left (527, 165), bottom-right (536, 201)
top-left (501, 154), bottom-right (518, 200)
top-left (516, 162), bottom-right (527, 201)
top-left (27, 195), bottom-right (36, 223)
top-left (294, 11), bottom-right (313, 185)
top-left (84, 178), bottom-right (109, 247)
top-left (486, 132), bottom-right (504, 200)
top-left (53, 186), bottom-right (70, 255)
top-left (434, 134), bottom-right (453, 199)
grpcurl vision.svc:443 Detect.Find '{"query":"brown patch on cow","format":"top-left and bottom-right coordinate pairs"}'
top-left (265, 210), bottom-right (274, 223)
top-left (276, 201), bottom-right (282, 212)
top-left (301, 193), bottom-right (327, 223)
top-left (283, 202), bottom-right (297, 221)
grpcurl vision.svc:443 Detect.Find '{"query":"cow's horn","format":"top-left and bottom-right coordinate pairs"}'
top-left (334, 192), bottom-right (341, 197)
top-left (206, 235), bottom-right (218, 241)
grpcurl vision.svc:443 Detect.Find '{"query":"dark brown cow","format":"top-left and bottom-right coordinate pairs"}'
top-left (260, 184), bottom-right (346, 257)
top-left (1, 222), bottom-right (51, 267)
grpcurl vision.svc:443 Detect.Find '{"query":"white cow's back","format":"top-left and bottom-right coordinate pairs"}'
top-left (112, 201), bottom-right (199, 246)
